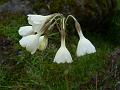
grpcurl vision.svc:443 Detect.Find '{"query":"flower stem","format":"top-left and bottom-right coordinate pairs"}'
top-left (65, 15), bottom-right (84, 38)
top-left (75, 21), bottom-right (84, 38)
top-left (60, 17), bottom-right (66, 47)
top-left (41, 13), bottom-right (63, 34)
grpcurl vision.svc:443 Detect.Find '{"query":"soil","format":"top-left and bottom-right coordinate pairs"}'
top-left (0, 36), bottom-right (16, 65)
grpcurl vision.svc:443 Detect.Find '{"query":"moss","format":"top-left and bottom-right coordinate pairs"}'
top-left (117, 0), bottom-right (120, 8)
top-left (32, 0), bottom-right (48, 12)
top-left (84, 0), bottom-right (98, 16)
top-left (49, 0), bottom-right (75, 13)
top-left (0, 0), bottom-right (8, 5)
top-left (66, 0), bottom-right (76, 7)
top-left (97, 0), bottom-right (109, 14)
top-left (50, 0), bottom-right (65, 13)
top-left (32, 0), bottom-right (75, 13)
top-left (0, 12), bottom-right (26, 40)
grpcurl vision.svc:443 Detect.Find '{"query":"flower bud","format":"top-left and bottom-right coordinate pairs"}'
top-left (18, 26), bottom-right (34, 36)
top-left (38, 36), bottom-right (48, 51)
top-left (19, 34), bottom-right (39, 54)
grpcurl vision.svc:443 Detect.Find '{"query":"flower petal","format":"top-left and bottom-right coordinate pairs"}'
top-left (27, 14), bottom-right (53, 33)
top-left (19, 34), bottom-right (39, 54)
top-left (54, 46), bottom-right (73, 64)
top-left (38, 36), bottom-right (48, 50)
top-left (18, 26), bottom-right (34, 36)
top-left (27, 15), bottom-right (50, 24)
top-left (76, 37), bottom-right (96, 57)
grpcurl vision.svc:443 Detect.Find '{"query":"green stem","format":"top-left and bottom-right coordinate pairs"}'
top-left (65, 15), bottom-right (83, 38)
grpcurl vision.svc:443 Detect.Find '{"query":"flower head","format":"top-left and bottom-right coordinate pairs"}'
top-left (19, 14), bottom-right (60, 54)
top-left (38, 36), bottom-right (48, 51)
top-left (54, 17), bottom-right (72, 64)
top-left (76, 33), bottom-right (96, 56)
top-left (18, 13), bottom-right (96, 63)
top-left (54, 46), bottom-right (72, 64)
top-left (27, 14), bottom-right (54, 33)
top-left (54, 18), bottom-right (72, 63)
top-left (54, 39), bottom-right (72, 63)
top-left (74, 21), bottom-right (96, 57)
top-left (19, 34), bottom-right (40, 54)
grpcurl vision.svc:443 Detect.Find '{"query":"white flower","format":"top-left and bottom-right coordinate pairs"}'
top-left (38, 36), bottom-right (48, 51)
top-left (27, 14), bottom-right (54, 33)
top-left (19, 34), bottom-right (40, 54)
top-left (76, 31), bottom-right (96, 57)
top-left (54, 39), bottom-right (73, 64)
top-left (18, 26), bottom-right (34, 36)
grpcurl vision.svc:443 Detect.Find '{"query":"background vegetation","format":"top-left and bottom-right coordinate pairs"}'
top-left (0, 0), bottom-right (120, 90)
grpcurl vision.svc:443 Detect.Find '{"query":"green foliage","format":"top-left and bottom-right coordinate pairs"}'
top-left (0, 0), bottom-right (8, 5)
top-left (98, 0), bottom-right (109, 11)
top-left (0, 13), bottom-right (26, 40)
top-left (0, 12), bottom-right (119, 89)
top-left (49, 0), bottom-right (75, 13)
top-left (107, 0), bottom-right (120, 45)
top-left (32, 0), bottom-right (48, 12)
top-left (50, 0), bottom-right (64, 12)
top-left (111, 0), bottom-right (120, 25)
top-left (117, 0), bottom-right (120, 9)
top-left (32, 0), bottom-right (76, 13)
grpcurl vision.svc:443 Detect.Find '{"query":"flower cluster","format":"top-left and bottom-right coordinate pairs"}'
top-left (18, 13), bottom-right (96, 64)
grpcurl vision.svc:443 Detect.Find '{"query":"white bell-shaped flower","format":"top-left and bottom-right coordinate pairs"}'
top-left (18, 26), bottom-right (34, 36)
top-left (27, 14), bottom-right (54, 33)
top-left (19, 34), bottom-right (40, 54)
top-left (54, 39), bottom-right (73, 64)
top-left (38, 36), bottom-right (48, 51)
top-left (76, 31), bottom-right (96, 57)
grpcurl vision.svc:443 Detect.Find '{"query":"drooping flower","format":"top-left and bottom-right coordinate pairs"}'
top-left (18, 26), bottom-right (34, 36)
top-left (18, 13), bottom-right (96, 63)
top-left (76, 31), bottom-right (96, 56)
top-left (27, 14), bottom-right (55, 33)
top-left (75, 22), bottom-right (96, 57)
top-left (18, 14), bottom-right (61, 54)
top-left (54, 18), bottom-right (72, 63)
top-left (54, 39), bottom-right (73, 63)
top-left (19, 34), bottom-right (40, 54)
top-left (38, 36), bottom-right (48, 51)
